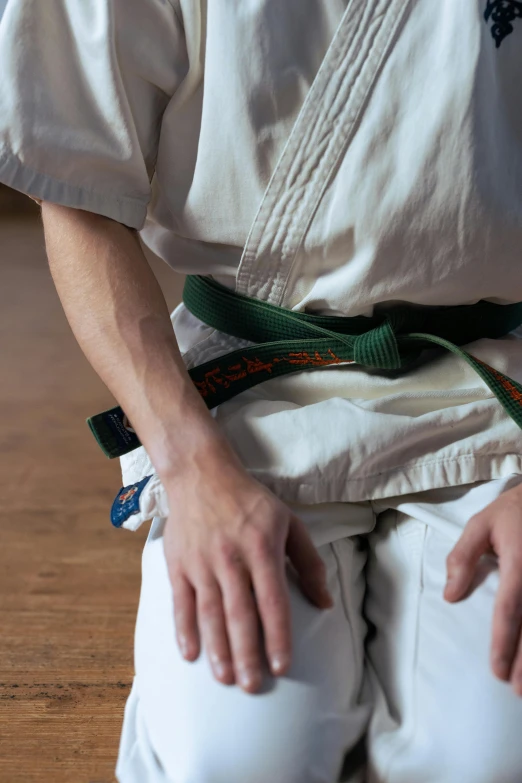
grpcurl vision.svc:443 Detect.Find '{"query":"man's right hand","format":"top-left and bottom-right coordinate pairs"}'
top-left (163, 448), bottom-right (334, 694)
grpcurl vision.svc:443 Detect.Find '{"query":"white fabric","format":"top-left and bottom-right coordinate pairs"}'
top-left (120, 475), bottom-right (170, 532)
top-left (0, 0), bottom-right (187, 227)
top-left (2, 1), bottom-right (522, 520)
top-left (116, 474), bottom-right (522, 783)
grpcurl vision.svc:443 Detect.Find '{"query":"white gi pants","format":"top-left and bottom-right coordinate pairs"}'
top-left (115, 474), bottom-right (522, 783)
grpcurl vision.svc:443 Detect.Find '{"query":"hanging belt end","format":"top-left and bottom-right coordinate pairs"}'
top-left (86, 407), bottom-right (141, 459)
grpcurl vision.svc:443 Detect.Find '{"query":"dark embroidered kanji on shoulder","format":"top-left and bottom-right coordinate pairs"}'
top-left (484, 0), bottom-right (522, 47)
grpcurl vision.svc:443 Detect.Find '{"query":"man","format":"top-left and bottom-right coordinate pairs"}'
top-left (2, 1), bottom-right (522, 781)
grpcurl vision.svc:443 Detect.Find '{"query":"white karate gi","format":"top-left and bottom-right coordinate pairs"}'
top-left (2, 1), bottom-right (522, 780)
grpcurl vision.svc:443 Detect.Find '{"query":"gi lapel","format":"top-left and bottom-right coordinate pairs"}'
top-left (235, 0), bottom-right (412, 306)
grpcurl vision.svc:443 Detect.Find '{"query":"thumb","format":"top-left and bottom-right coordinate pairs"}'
top-left (286, 515), bottom-right (334, 609)
top-left (444, 514), bottom-right (491, 602)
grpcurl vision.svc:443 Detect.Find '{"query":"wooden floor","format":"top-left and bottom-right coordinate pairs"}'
top-left (0, 209), bottom-right (184, 782)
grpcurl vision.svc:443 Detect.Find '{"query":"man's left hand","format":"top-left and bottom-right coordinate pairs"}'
top-left (445, 483), bottom-right (522, 697)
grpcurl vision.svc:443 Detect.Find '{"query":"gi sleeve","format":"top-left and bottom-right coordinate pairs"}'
top-left (0, 0), bottom-right (188, 229)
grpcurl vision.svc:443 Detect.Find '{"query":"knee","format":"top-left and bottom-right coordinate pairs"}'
top-left (159, 733), bottom-right (308, 783)
top-left (134, 531), bottom-right (369, 782)
top-left (147, 678), bottom-right (360, 783)
top-left (444, 724), bottom-right (522, 783)
top-left (429, 693), bottom-right (522, 783)
top-left (446, 749), bottom-right (522, 783)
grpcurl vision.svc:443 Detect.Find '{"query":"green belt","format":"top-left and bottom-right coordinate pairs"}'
top-left (87, 274), bottom-right (522, 459)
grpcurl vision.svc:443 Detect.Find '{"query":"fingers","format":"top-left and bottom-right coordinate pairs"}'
top-left (170, 569), bottom-right (200, 662)
top-left (444, 501), bottom-right (522, 696)
top-left (491, 554), bottom-right (522, 691)
top-left (217, 543), bottom-right (264, 692)
top-left (164, 501), bottom-right (327, 694)
top-left (286, 514), bottom-right (333, 609)
top-left (510, 630), bottom-right (522, 697)
top-left (167, 531), bottom-right (290, 693)
top-left (195, 570), bottom-right (236, 686)
top-left (444, 513), bottom-right (491, 602)
top-left (245, 529), bottom-right (293, 678)
top-left (172, 547), bottom-right (269, 693)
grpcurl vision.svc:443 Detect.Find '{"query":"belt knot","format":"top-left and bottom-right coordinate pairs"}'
top-left (352, 317), bottom-right (402, 369)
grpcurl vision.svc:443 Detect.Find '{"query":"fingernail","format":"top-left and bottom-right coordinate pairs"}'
top-left (444, 577), bottom-right (458, 595)
top-left (493, 654), bottom-right (509, 669)
top-left (447, 566), bottom-right (464, 583)
top-left (321, 590), bottom-right (334, 607)
top-left (270, 654), bottom-right (289, 675)
top-left (214, 661), bottom-right (228, 679)
top-left (238, 669), bottom-right (260, 690)
top-left (209, 652), bottom-right (229, 677)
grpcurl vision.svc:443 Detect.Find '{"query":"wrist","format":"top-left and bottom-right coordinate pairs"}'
top-left (149, 407), bottom-right (240, 490)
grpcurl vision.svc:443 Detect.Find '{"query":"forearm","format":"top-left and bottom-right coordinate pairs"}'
top-left (40, 202), bottom-right (233, 484)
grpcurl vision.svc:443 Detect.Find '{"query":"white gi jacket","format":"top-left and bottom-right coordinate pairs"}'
top-left (2, 0), bottom-right (522, 528)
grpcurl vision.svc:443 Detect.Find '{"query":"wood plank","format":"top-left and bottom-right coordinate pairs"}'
top-left (0, 212), bottom-right (184, 781)
top-left (0, 685), bottom-right (127, 783)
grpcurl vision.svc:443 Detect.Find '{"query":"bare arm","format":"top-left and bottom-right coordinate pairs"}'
top-left (41, 203), bottom-right (333, 692)
top-left (40, 202), bottom-right (226, 480)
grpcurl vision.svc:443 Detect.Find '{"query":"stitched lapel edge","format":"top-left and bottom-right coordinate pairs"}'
top-left (235, 0), bottom-right (413, 306)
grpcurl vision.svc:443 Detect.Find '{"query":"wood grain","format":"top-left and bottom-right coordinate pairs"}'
top-left (0, 210), bottom-right (184, 782)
